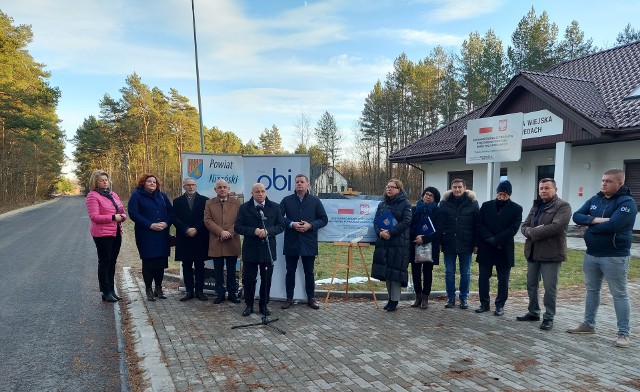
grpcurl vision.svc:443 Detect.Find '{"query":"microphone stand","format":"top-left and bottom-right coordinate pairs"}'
top-left (231, 205), bottom-right (286, 335)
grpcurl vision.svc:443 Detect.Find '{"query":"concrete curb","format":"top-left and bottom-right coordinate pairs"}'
top-left (122, 267), bottom-right (176, 392)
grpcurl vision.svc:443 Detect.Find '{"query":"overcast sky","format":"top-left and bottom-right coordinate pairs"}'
top-left (3, 0), bottom-right (638, 167)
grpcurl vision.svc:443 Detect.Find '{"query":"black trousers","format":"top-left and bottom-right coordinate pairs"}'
top-left (285, 255), bottom-right (316, 300)
top-left (93, 234), bottom-right (122, 294)
top-left (478, 263), bottom-right (511, 308)
top-left (242, 262), bottom-right (273, 308)
top-left (182, 259), bottom-right (206, 293)
top-left (410, 261), bottom-right (434, 296)
top-left (142, 257), bottom-right (167, 290)
top-left (212, 256), bottom-right (238, 296)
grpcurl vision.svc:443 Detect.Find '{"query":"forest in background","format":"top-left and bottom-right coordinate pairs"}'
top-left (2, 7), bottom-right (639, 206)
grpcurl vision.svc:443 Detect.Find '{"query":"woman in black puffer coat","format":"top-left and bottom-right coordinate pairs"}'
top-left (372, 179), bottom-right (412, 312)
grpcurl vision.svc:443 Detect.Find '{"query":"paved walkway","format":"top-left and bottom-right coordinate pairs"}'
top-left (128, 253), bottom-right (640, 391)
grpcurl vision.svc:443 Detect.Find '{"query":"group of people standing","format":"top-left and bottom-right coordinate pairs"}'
top-left (86, 168), bottom-right (636, 347)
top-left (370, 170), bottom-right (635, 348)
top-left (85, 170), bottom-right (328, 319)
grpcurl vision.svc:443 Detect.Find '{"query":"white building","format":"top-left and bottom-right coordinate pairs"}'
top-left (312, 165), bottom-right (349, 194)
top-left (390, 41), bottom-right (640, 230)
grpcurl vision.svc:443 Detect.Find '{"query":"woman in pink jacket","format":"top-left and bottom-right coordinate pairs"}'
top-left (86, 170), bottom-right (127, 303)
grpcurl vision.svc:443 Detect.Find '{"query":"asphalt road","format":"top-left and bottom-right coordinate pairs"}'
top-left (0, 197), bottom-right (125, 392)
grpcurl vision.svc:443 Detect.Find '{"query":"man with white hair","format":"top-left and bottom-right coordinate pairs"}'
top-left (173, 177), bottom-right (210, 301)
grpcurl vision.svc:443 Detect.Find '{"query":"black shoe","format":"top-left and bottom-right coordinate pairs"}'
top-left (475, 305), bottom-right (490, 313)
top-left (179, 292), bottom-right (195, 302)
top-left (516, 313), bottom-right (540, 321)
top-left (145, 288), bottom-right (156, 302)
top-left (213, 294), bottom-right (224, 304)
top-left (494, 307), bottom-right (504, 316)
top-left (459, 300), bottom-right (469, 309)
top-left (195, 292), bottom-right (208, 301)
top-left (383, 300), bottom-right (391, 310)
top-left (307, 298), bottom-right (320, 309)
top-left (281, 299), bottom-right (293, 309)
top-left (242, 306), bottom-right (253, 317)
top-left (445, 299), bottom-right (455, 308)
top-left (111, 292), bottom-right (122, 301)
top-left (154, 287), bottom-right (167, 299)
top-left (540, 319), bottom-right (554, 330)
top-left (260, 306), bottom-right (271, 316)
top-left (228, 294), bottom-right (241, 304)
top-left (102, 293), bottom-right (117, 303)
top-left (386, 300), bottom-right (398, 312)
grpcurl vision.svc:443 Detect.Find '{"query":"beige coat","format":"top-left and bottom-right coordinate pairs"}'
top-left (204, 197), bottom-right (241, 257)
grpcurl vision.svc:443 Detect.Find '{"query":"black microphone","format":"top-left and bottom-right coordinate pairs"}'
top-left (256, 204), bottom-right (267, 221)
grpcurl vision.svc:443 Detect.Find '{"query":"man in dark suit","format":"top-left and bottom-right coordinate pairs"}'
top-left (173, 177), bottom-right (210, 301)
top-left (279, 174), bottom-right (328, 310)
top-left (235, 183), bottom-right (285, 317)
top-left (474, 180), bottom-right (523, 317)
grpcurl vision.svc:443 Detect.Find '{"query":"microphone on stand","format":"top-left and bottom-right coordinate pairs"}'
top-left (256, 204), bottom-right (274, 263)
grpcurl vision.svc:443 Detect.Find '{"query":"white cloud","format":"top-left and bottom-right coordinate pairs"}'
top-left (424, 0), bottom-right (506, 22)
top-left (374, 28), bottom-right (464, 46)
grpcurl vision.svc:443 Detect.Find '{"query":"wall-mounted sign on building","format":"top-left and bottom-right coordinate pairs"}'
top-left (522, 109), bottom-right (563, 139)
top-left (466, 112), bottom-right (524, 164)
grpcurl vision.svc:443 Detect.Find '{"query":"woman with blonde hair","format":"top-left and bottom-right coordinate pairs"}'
top-left (85, 170), bottom-right (127, 303)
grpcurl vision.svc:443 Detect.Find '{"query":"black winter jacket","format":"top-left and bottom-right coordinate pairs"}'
top-left (409, 202), bottom-right (440, 265)
top-left (476, 198), bottom-right (523, 267)
top-left (436, 190), bottom-right (479, 253)
top-left (371, 190), bottom-right (412, 286)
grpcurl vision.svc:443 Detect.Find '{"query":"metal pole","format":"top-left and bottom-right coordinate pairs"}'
top-left (191, 0), bottom-right (205, 152)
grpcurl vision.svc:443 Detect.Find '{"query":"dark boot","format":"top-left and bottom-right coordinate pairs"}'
top-left (420, 293), bottom-right (429, 309)
top-left (102, 292), bottom-right (117, 302)
top-left (386, 300), bottom-right (399, 312)
top-left (111, 291), bottom-right (122, 301)
top-left (146, 288), bottom-right (155, 302)
top-left (155, 286), bottom-right (167, 299)
top-left (410, 294), bottom-right (422, 308)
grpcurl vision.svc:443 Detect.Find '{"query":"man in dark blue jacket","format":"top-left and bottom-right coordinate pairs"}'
top-left (235, 183), bottom-right (285, 317)
top-left (279, 174), bottom-right (328, 310)
top-left (567, 169), bottom-right (637, 348)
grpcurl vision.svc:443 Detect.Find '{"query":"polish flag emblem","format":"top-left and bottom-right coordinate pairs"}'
top-left (479, 127), bottom-right (492, 134)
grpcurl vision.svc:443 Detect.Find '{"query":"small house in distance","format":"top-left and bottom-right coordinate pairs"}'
top-left (311, 165), bottom-right (349, 194)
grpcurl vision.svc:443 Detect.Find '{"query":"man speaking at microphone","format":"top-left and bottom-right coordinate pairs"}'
top-left (235, 183), bottom-right (285, 317)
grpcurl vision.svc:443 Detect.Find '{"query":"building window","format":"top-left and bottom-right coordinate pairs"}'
top-left (536, 165), bottom-right (555, 198)
top-left (447, 170), bottom-right (473, 190)
top-left (500, 167), bottom-right (508, 181)
top-left (624, 160), bottom-right (640, 209)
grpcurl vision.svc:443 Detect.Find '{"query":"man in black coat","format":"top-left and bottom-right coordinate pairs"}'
top-left (474, 181), bottom-right (523, 316)
top-left (435, 178), bottom-right (479, 310)
top-left (172, 178), bottom-right (210, 301)
top-left (279, 174), bottom-right (328, 310)
top-left (235, 183), bottom-right (285, 317)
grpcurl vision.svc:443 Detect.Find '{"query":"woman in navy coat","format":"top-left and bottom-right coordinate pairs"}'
top-left (408, 186), bottom-right (441, 309)
top-left (128, 173), bottom-right (173, 301)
